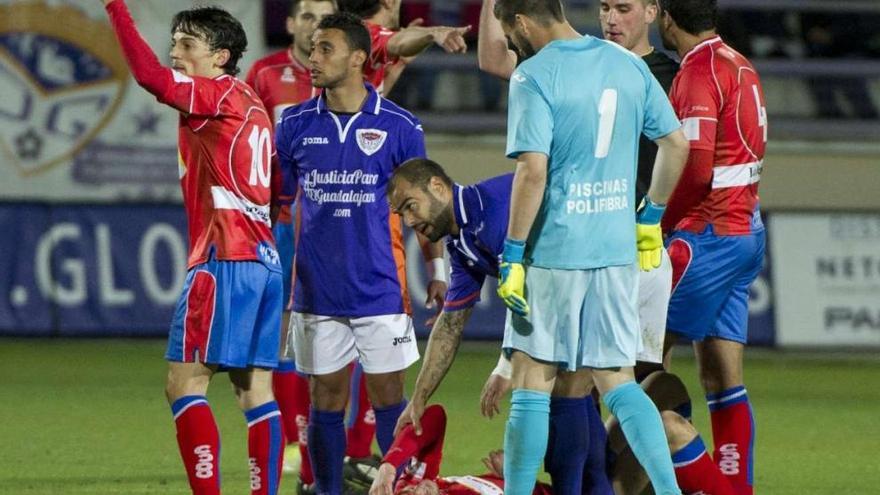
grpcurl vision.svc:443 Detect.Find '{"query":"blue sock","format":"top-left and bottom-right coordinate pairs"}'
top-left (604, 382), bottom-right (681, 495)
top-left (275, 359), bottom-right (296, 372)
top-left (504, 389), bottom-right (551, 494)
top-left (307, 408), bottom-right (345, 494)
top-left (671, 435), bottom-right (707, 465)
top-left (545, 397), bottom-right (589, 494)
top-left (583, 395), bottom-right (614, 494)
top-left (373, 400), bottom-right (407, 455)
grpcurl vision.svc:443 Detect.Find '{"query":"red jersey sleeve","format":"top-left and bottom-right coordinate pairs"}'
top-left (670, 65), bottom-right (721, 153)
top-left (106, 0), bottom-right (235, 117)
top-left (369, 23), bottom-right (399, 67)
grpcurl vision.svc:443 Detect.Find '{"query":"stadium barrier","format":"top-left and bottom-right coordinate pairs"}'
top-left (0, 202), bottom-right (775, 345)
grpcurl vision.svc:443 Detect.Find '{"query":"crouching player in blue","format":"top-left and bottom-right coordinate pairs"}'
top-left (388, 160), bottom-right (612, 494)
top-left (389, 154), bottom-right (684, 494)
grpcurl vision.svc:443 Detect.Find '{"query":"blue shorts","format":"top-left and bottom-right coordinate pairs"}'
top-left (503, 264), bottom-right (640, 370)
top-left (666, 226), bottom-right (765, 344)
top-left (166, 258), bottom-right (282, 369)
top-left (272, 220), bottom-right (295, 311)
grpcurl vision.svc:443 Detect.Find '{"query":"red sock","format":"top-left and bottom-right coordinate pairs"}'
top-left (675, 451), bottom-right (737, 495)
top-left (290, 372), bottom-right (314, 485)
top-left (346, 361), bottom-right (375, 458)
top-left (272, 366), bottom-right (299, 446)
top-left (171, 396), bottom-right (221, 495)
top-left (708, 387), bottom-right (754, 495)
top-left (672, 436), bottom-right (736, 495)
top-left (246, 402), bottom-right (284, 495)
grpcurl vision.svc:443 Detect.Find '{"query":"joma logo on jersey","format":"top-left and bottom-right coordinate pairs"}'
top-left (302, 136), bottom-right (329, 145)
top-left (392, 335), bottom-right (412, 346)
top-left (0, 3), bottom-right (128, 176)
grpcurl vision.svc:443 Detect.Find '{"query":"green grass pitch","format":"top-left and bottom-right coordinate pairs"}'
top-left (0, 339), bottom-right (878, 494)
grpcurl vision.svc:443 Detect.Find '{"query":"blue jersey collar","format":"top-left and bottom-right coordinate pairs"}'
top-left (316, 83), bottom-right (381, 115)
top-left (451, 183), bottom-right (468, 238)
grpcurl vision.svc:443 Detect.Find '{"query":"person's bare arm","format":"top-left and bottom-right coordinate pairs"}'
top-left (647, 129), bottom-right (689, 204)
top-left (506, 152), bottom-right (547, 241)
top-left (478, 0), bottom-right (517, 80)
top-left (387, 25), bottom-right (471, 58)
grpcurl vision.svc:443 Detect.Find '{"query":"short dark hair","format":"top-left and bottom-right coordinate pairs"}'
top-left (336, 0), bottom-right (382, 19)
top-left (317, 12), bottom-right (371, 58)
top-left (659, 0), bottom-right (717, 35)
top-left (171, 7), bottom-right (247, 76)
top-left (493, 0), bottom-right (565, 27)
top-left (389, 158), bottom-right (454, 197)
top-left (290, 0), bottom-right (338, 17)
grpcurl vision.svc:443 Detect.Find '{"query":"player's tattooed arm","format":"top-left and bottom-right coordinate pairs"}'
top-left (411, 307), bottom-right (474, 404)
top-left (397, 307), bottom-right (473, 436)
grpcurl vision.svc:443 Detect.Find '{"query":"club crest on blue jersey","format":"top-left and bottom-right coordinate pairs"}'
top-left (356, 128), bottom-right (387, 156)
top-left (0, 3), bottom-right (128, 176)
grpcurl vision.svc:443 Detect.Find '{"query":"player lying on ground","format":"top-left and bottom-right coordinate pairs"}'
top-left (362, 374), bottom-right (738, 495)
top-left (369, 405), bottom-right (552, 495)
top-left (482, 367), bottom-right (741, 495)
top-left (101, 1), bottom-right (285, 493)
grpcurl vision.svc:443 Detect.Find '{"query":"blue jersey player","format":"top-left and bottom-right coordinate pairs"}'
top-left (489, 0), bottom-right (689, 493)
top-left (274, 13), bottom-right (445, 494)
top-left (387, 159), bottom-right (613, 493)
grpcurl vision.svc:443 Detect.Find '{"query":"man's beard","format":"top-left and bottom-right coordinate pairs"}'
top-left (512, 32), bottom-right (537, 59)
top-left (660, 26), bottom-right (675, 51)
top-left (425, 196), bottom-right (453, 242)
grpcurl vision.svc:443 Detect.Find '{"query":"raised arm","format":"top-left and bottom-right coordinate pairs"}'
top-left (387, 24), bottom-right (472, 58)
top-left (103, 0), bottom-right (228, 116)
top-left (478, 0), bottom-right (517, 80)
top-left (104, 0), bottom-right (175, 100)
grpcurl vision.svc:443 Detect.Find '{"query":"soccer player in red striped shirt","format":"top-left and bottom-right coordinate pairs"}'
top-left (658, 1), bottom-right (767, 493)
top-left (101, 1), bottom-right (285, 493)
top-left (338, 0), bottom-right (472, 94)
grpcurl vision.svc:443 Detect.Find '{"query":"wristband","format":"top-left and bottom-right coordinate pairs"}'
top-left (501, 238), bottom-right (526, 263)
top-left (429, 257), bottom-right (447, 283)
top-left (637, 196), bottom-right (666, 225)
top-left (491, 353), bottom-right (513, 380)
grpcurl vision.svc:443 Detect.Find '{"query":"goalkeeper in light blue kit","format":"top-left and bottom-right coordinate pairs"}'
top-left (490, 0), bottom-right (690, 493)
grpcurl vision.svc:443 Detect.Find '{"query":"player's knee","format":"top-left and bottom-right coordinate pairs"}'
top-left (310, 372), bottom-right (350, 411)
top-left (365, 370), bottom-right (406, 407)
top-left (661, 410), bottom-right (697, 453)
top-left (552, 369), bottom-right (592, 397)
top-left (697, 367), bottom-right (724, 395)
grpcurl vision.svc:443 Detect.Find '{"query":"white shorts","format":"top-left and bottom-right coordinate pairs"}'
top-left (637, 248), bottom-right (672, 364)
top-left (290, 312), bottom-right (419, 375)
